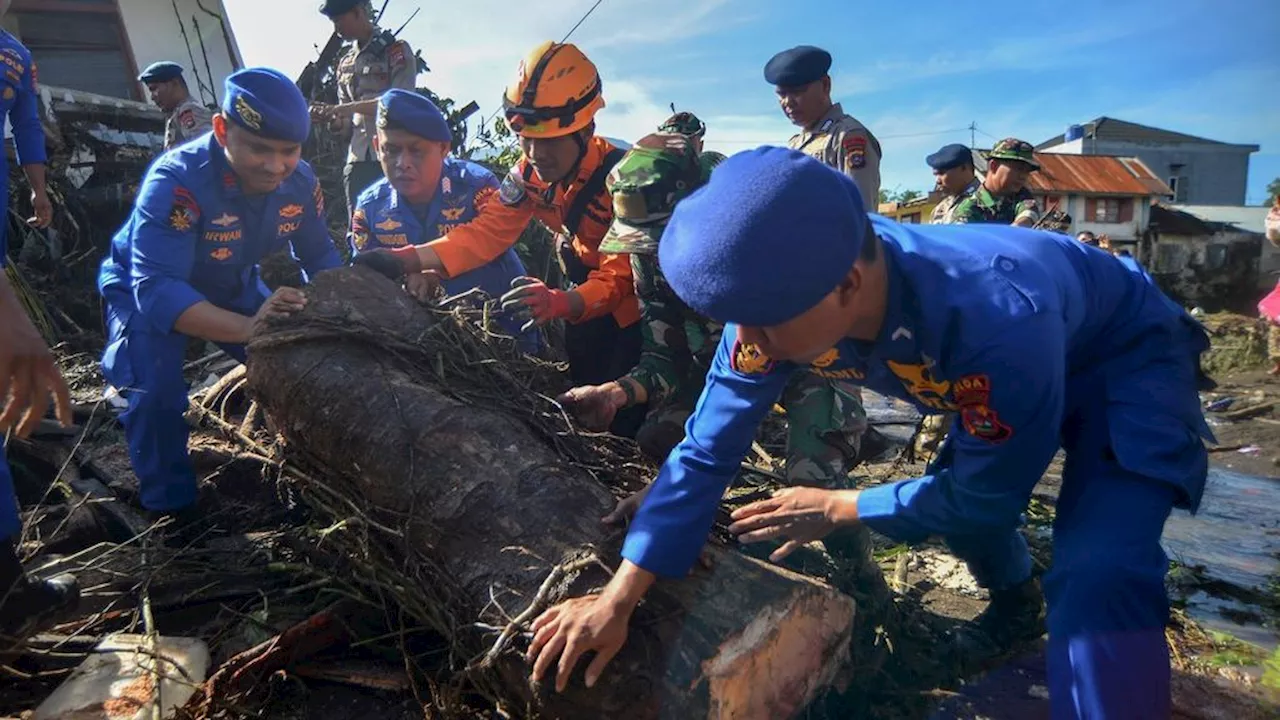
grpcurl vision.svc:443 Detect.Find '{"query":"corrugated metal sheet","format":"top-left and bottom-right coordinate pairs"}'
top-left (1024, 154), bottom-right (1173, 196)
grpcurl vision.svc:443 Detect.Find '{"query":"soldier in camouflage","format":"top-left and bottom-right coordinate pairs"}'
top-left (950, 137), bottom-right (1042, 227)
top-left (559, 129), bottom-right (868, 520)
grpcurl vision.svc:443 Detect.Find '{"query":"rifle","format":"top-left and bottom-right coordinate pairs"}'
top-left (297, 32), bottom-right (346, 101)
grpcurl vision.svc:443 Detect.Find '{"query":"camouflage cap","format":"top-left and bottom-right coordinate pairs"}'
top-left (599, 132), bottom-right (705, 255)
top-left (987, 137), bottom-right (1040, 170)
top-left (658, 111), bottom-right (706, 139)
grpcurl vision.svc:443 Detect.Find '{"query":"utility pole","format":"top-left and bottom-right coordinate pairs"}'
top-left (969, 122), bottom-right (976, 148)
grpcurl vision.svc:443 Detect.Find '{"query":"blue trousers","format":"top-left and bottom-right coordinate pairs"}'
top-left (0, 442), bottom-right (17, 543)
top-left (930, 333), bottom-right (1205, 719)
top-left (102, 295), bottom-right (250, 513)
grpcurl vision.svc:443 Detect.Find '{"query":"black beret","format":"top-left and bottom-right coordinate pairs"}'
top-left (319, 0), bottom-right (363, 17)
top-left (764, 46), bottom-right (832, 87)
top-left (138, 61), bottom-right (184, 84)
top-left (926, 143), bottom-right (973, 171)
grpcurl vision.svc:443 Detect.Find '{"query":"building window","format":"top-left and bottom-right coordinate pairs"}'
top-left (1203, 243), bottom-right (1227, 270)
top-left (902, 213), bottom-right (921, 224)
top-left (1168, 175), bottom-right (1188, 203)
top-left (5, 0), bottom-right (139, 101)
top-left (1094, 198), bottom-right (1121, 223)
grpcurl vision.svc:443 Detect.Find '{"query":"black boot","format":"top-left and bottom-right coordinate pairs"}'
top-left (0, 538), bottom-right (80, 654)
top-left (950, 576), bottom-right (1046, 675)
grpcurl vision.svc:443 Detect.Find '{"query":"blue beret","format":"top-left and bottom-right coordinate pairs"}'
top-left (138, 61), bottom-right (184, 84)
top-left (926, 143), bottom-right (973, 171)
top-left (319, 0), bottom-right (363, 17)
top-left (764, 46), bottom-right (832, 87)
top-left (376, 90), bottom-right (452, 143)
top-left (659, 147), bottom-right (867, 327)
top-left (222, 67), bottom-right (310, 144)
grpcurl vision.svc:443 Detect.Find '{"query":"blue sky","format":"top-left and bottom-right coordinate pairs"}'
top-left (224, 0), bottom-right (1280, 204)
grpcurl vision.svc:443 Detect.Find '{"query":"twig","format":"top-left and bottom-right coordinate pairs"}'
top-left (474, 555), bottom-right (607, 669)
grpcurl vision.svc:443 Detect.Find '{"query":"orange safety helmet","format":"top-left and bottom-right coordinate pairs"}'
top-left (502, 41), bottom-right (605, 139)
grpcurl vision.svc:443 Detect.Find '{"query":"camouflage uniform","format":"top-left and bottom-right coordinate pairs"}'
top-left (600, 132), bottom-right (865, 486)
top-left (951, 138), bottom-right (1042, 226)
top-left (930, 177), bottom-right (980, 225)
top-left (164, 97), bottom-right (214, 151)
top-left (787, 103), bottom-right (881, 211)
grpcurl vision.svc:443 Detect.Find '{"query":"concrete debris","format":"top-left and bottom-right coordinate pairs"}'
top-left (33, 634), bottom-right (210, 720)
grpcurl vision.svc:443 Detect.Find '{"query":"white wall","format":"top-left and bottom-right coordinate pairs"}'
top-left (1040, 138), bottom-right (1084, 155)
top-left (118, 0), bottom-right (243, 107)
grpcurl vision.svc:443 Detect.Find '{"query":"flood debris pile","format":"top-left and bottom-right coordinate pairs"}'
top-left (234, 266), bottom-right (860, 719)
top-left (1198, 312), bottom-right (1272, 376)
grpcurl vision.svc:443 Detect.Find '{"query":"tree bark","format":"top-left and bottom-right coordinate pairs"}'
top-left (245, 267), bottom-right (856, 719)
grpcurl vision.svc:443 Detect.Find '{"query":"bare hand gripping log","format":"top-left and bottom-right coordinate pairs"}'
top-left (245, 267), bottom-right (855, 719)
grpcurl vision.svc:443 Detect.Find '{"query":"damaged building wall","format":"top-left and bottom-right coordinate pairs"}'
top-left (1150, 230), bottom-right (1261, 312)
top-left (4, 0), bottom-right (240, 108)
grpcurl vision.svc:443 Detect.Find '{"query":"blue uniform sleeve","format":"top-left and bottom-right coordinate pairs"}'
top-left (130, 167), bottom-right (208, 333)
top-left (11, 54), bottom-right (47, 166)
top-left (856, 314), bottom-right (1065, 541)
top-left (290, 175), bottom-right (342, 278)
top-left (622, 327), bottom-right (793, 577)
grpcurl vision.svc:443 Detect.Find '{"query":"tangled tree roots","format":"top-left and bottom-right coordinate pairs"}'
top-left (244, 267), bottom-right (857, 718)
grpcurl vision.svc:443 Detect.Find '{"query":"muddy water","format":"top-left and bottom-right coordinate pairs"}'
top-left (1163, 467), bottom-right (1280, 649)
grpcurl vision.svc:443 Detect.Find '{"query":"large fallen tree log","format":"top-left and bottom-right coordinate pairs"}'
top-left (244, 267), bottom-right (856, 719)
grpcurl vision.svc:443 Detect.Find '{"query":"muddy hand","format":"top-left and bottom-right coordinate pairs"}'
top-left (404, 270), bottom-right (443, 304)
top-left (28, 190), bottom-right (52, 229)
top-left (0, 294), bottom-right (73, 437)
top-left (556, 383), bottom-right (623, 432)
top-left (602, 485), bottom-right (651, 526)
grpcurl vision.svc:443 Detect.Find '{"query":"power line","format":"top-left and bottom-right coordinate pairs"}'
top-left (561, 0), bottom-right (605, 43)
top-left (467, 0), bottom-right (607, 149)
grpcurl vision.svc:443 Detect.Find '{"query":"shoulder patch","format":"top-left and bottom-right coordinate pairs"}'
top-left (351, 208), bottom-right (370, 251)
top-left (842, 134), bottom-right (867, 169)
top-left (498, 171), bottom-right (527, 207)
top-left (730, 338), bottom-right (776, 375)
top-left (953, 373), bottom-right (1012, 444)
top-left (388, 41), bottom-right (408, 68)
top-left (168, 187), bottom-right (200, 232)
top-left (178, 108), bottom-right (196, 129)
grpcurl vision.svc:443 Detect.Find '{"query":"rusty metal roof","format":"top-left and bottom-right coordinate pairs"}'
top-left (1024, 153), bottom-right (1172, 196)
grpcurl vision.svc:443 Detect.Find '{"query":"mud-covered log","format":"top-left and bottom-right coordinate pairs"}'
top-left (245, 268), bottom-right (855, 719)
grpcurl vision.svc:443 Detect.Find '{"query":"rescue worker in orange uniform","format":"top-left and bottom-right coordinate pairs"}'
top-left (355, 42), bottom-right (644, 436)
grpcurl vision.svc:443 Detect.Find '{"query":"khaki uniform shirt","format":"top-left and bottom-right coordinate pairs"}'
top-left (931, 177), bottom-right (980, 224)
top-left (164, 97), bottom-right (214, 150)
top-left (336, 29), bottom-right (417, 164)
top-left (787, 102), bottom-right (881, 209)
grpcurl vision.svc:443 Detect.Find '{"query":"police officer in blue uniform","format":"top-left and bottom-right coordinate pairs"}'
top-left (0, 11), bottom-right (77, 652)
top-left (526, 148), bottom-right (1212, 719)
top-left (349, 90), bottom-right (538, 351)
top-left (98, 68), bottom-right (342, 529)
